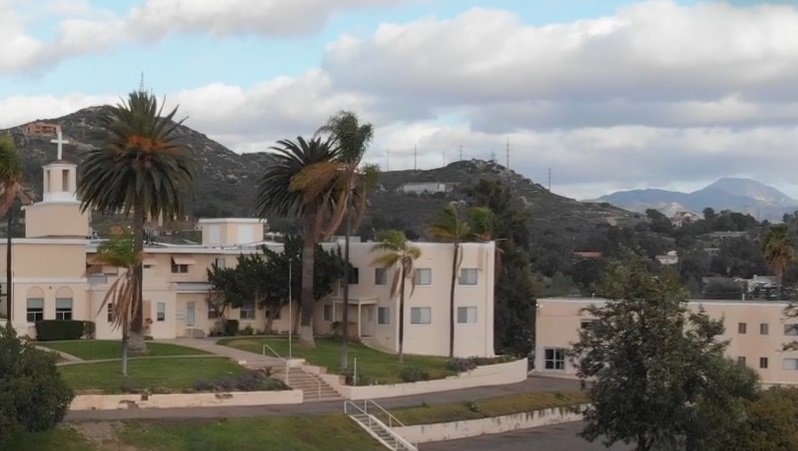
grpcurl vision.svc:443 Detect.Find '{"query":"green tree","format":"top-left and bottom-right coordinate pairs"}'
top-left (255, 136), bottom-right (341, 347)
top-left (0, 323), bottom-right (74, 447)
top-left (315, 111), bottom-right (380, 369)
top-left (371, 230), bottom-right (421, 362)
top-left (571, 256), bottom-right (751, 450)
top-left (763, 224), bottom-right (796, 299)
top-left (78, 90), bottom-right (195, 352)
top-left (464, 179), bottom-right (536, 356)
top-left (718, 387), bottom-right (798, 450)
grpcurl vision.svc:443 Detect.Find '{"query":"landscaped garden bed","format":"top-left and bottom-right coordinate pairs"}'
top-left (40, 340), bottom-right (209, 361)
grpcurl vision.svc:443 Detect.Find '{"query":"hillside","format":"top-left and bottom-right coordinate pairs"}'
top-left (592, 177), bottom-right (798, 221)
top-left (5, 108), bottom-right (640, 237)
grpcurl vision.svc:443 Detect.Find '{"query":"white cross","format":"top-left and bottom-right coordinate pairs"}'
top-left (50, 129), bottom-right (69, 161)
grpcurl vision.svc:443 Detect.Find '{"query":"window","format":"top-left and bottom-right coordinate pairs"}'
top-left (378, 307), bottom-right (390, 325)
top-left (156, 302), bottom-right (166, 322)
top-left (458, 268), bottom-right (478, 285)
top-left (414, 268), bottom-right (432, 286)
top-left (580, 320), bottom-right (596, 330)
top-left (55, 298), bottom-right (73, 320)
top-left (457, 307), bottom-right (477, 324)
top-left (265, 306), bottom-right (281, 320)
top-left (760, 357), bottom-right (769, 369)
top-left (784, 358), bottom-right (798, 370)
top-left (171, 260), bottom-right (189, 274)
top-left (348, 268), bottom-right (359, 285)
top-left (761, 323), bottom-right (769, 335)
top-left (785, 324), bottom-right (798, 336)
top-left (208, 306), bottom-right (219, 319)
top-left (107, 303), bottom-right (115, 323)
top-left (410, 307), bottom-right (431, 324)
top-left (240, 299), bottom-right (255, 320)
top-left (213, 258), bottom-right (226, 269)
top-left (737, 356), bottom-right (746, 365)
top-left (26, 298), bottom-right (44, 323)
top-left (323, 304), bottom-right (332, 322)
top-left (544, 348), bottom-right (566, 371)
top-left (374, 268), bottom-right (388, 285)
top-left (738, 322), bottom-right (747, 334)
top-left (61, 169), bottom-right (69, 191)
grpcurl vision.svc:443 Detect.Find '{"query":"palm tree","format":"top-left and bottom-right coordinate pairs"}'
top-left (316, 110), bottom-right (379, 369)
top-left (0, 135), bottom-right (35, 326)
top-left (77, 90), bottom-right (195, 352)
top-left (89, 231), bottom-right (142, 376)
top-left (427, 203), bottom-right (494, 358)
top-left (466, 206), bottom-right (500, 280)
top-left (763, 224), bottom-right (797, 299)
top-left (371, 230), bottom-right (421, 362)
top-left (255, 136), bottom-right (342, 347)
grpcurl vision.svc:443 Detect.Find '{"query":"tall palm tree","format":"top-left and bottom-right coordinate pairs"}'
top-left (78, 90), bottom-right (195, 352)
top-left (763, 224), bottom-right (797, 299)
top-left (466, 206), bottom-right (500, 280)
top-left (89, 230), bottom-right (142, 376)
top-left (427, 203), bottom-right (494, 358)
top-left (316, 110), bottom-right (379, 369)
top-left (255, 136), bottom-right (342, 347)
top-left (371, 229), bottom-right (421, 362)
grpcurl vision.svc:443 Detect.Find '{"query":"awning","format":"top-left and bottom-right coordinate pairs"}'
top-left (171, 256), bottom-right (195, 265)
top-left (331, 297), bottom-right (378, 305)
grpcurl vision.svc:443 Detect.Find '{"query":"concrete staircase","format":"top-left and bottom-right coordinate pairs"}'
top-left (345, 400), bottom-right (417, 451)
top-left (272, 367), bottom-right (341, 401)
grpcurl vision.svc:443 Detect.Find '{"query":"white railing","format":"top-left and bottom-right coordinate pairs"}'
top-left (344, 400), bottom-right (417, 451)
top-left (262, 344), bottom-right (323, 399)
top-left (363, 399), bottom-right (410, 433)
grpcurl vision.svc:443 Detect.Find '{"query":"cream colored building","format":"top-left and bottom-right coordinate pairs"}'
top-left (0, 155), bottom-right (496, 359)
top-left (536, 297), bottom-right (798, 385)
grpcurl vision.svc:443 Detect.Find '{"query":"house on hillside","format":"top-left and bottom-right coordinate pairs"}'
top-left (398, 182), bottom-right (455, 195)
top-left (0, 149), bottom-right (496, 359)
top-left (573, 251), bottom-right (603, 260)
top-left (23, 122), bottom-right (59, 137)
top-left (655, 250), bottom-right (679, 266)
top-left (669, 211), bottom-right (700, 228)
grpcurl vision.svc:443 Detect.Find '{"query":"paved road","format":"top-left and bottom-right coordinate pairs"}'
top-left (423, 422), bottom-right (634, 451)
top-left (65, 376), bottom-right (580, 421)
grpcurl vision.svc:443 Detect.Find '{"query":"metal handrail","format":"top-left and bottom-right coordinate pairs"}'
top-left (364, 399), bottom-right (410, 437)
top-left (262, 344), bottom-right (322, 399)
top-left (344, 401), bottom-right (417, 451)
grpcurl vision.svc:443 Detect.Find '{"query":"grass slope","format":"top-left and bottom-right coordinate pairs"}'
top-left (41, 340), bottom-right (208, 361)
top-left (219, 337), bottom-right (450, 384)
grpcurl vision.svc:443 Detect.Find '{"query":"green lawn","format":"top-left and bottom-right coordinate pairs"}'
top-left (117, 415), bottom-right (381, 451)
top-left (6, 427), bottom-right (97, 451)
top-left (59, 357), bottom-right (245, 393)
top-left (219, 337), bottom-right (450, 384)
top-left (40, 340), bottom-right (208, 361)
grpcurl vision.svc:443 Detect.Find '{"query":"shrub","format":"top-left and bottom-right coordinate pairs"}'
top-left (399, 366), bottom-right (430, 383)
top-left (192, 370), bottom-right (289, 392)
top-left (35, 320), bottom-right (95, 341)
top-left (342, 368), bottom-right (372, 386)
top-left (240, 325), bottom-right (254, 336)
top-left (82, 321), bottom-right (96, 339)
top-left (447, 358), bottom-right (477, 374)
top-left (0, 324), bottom-right (74, 447)
top-left (224, 320), bottom-right (239, 336)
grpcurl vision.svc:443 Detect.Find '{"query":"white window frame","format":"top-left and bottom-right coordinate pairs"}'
top-left (55, 297), bottom-right (73, 320)
top-left (323, 304), bottom-right (332, 322)
top-left (239, 300), bottom-right (256, 320)
top-left (374, 268), bottom-right (388, 286)
top-left (214, 258), bottom-right (226, 269)
top-left (414, 268), bottom-right (432, 286)
top-left (107, 303), bottom-right (115, 323)
top-left (458, 268), bottom-right (478, 285)
top-left (377, 307), bottom-right (390, 325)
top-left (410, 307), bottom-right (431, 324)
top-left (784, 358), bottom-right (798, 370)
top-left (544, 347), bottom-right (566, 371)
top-left (785, 324), bottom-right (798, 336)
top-left (156, 302), bottom-right (166, 322)
top-left (457, 306), bottom-right (477, 324)
top-left (26, 298), bottom-right (44, 323)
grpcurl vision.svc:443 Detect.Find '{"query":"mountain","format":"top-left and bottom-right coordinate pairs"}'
top-left (592, 178), bottom-right (798, 221)
top-left (4, 107), bottom-right (641, 237)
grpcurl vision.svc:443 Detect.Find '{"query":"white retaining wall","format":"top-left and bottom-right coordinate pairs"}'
top-left (70, 389), bottom-right (302, 410)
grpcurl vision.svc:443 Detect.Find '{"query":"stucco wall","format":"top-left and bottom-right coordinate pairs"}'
top-left (70, 389), bottom-right (302, 410)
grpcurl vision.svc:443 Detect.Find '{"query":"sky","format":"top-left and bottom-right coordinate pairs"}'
top-left (2, 0), bottom-right (798, 200)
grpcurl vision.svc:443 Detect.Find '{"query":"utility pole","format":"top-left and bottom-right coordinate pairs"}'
top-left (459, 145), bottom-right (463, 161)
top-left (548, 168), bottom-right (552, 191)
top-left (386, 149), bottom-right (390, 171)
top-left (442, 150), bottom-right (446, 167)
top-left (506, 139), bottom-right (510, 169)
top-left (414, 145), bottom-right (418, 170)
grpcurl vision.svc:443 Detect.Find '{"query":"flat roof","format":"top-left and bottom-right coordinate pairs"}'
top-left (538, 297), bottom-right (790, 307)
top-left (197, 218), bottom-right (266, 224)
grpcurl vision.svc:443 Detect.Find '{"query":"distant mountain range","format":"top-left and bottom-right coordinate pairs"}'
top-left (589, 178), bottom-right (798, 221)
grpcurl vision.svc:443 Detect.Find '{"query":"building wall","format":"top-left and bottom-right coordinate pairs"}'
top-left (198, 218), bottom-right (265, 246)
top-left (25, 203), bottom-right (90, 238)
top-left (535, 297), bottom-right (798, 385)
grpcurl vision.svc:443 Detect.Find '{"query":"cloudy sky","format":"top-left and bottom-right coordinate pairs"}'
top-left (2, 0), bottom-right (798, 200)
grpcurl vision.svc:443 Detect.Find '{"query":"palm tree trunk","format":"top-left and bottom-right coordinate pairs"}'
top-left (299, 213), bottom-right (317, 347)
top-left (6, 208), bottom-right (12, 326)
top-left (449, 242), bottom-right (459, 358)
top-left (398, 266), bottom-right (405, 362)
top-left (128, 205), bottom-right (147, 353)
top-left (340, 206), bottom-right (352, 370)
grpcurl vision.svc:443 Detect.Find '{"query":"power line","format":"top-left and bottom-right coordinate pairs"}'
top-left (548, 168), bottom-right (552, 191)
top-left (414, 145), bottom-right (418, 170)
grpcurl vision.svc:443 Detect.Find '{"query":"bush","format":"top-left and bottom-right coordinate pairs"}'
top-left (35, 320), bottom-right (95, 341)
top-left (240, 325), bottom-right (254, 336)
top-left (342, 368), bottom-right (373, 386)
top-left (447, 358), bottom-right (478, 374)
top-left (192, 370), bottom-right (289, 392)
top-left (399, 366), bottom-right (430, 383)
top-left (0, 324), bottom-right (74, 447)
top-left (224, 320), bottom-right (239, 336)
top-left (82, 321), bottom-right (96, 339)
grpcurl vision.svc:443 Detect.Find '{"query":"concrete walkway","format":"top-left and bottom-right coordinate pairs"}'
top-left (161, 338), bottom-right (284, 367)
top-left (55, 354), bottom-right (230, 367)
top-left (64, 376), bottom-right (580, 422)
top-left (37, 346), bottom-right (83, 363)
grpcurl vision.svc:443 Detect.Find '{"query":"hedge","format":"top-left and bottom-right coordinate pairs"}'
top-left (35, 320), bottom-right (95, 341)
top-left (224, 319), bottom-right (240, 336)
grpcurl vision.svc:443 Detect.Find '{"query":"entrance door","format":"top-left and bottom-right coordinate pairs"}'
top-left (186, 301), bottom-right (196, 327)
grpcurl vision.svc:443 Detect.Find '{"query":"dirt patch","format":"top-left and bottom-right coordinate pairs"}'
top-left (72, 422), bottom-right (139, 451)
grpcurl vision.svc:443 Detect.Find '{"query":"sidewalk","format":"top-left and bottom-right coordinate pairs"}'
top-left (160, 338), bottom-right (284, 367)
top-left (64, 376), bottom-right (580, 422)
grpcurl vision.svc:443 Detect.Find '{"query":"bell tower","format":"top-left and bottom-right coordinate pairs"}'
top-left (24, 127), bottom-right (90, 238)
